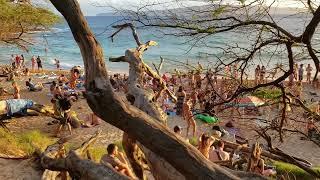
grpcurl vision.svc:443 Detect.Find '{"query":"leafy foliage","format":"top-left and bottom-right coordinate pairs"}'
top-left (251, 88), bottom-right (282, 100)
top-left (88, 146), bottom-right (107, 162)
top-left (0, 0), bottom-right (60, 44)
top-left (273, 161), bottom-right (320, 180)
top-left (0, 129), bottom-right (55, 156)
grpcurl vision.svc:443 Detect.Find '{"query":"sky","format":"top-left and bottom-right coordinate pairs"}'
top-left (43, 0), bottom-right (312, 16)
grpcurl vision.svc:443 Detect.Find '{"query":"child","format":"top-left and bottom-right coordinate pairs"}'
top-left (12, 81), bottom-right (20, 99)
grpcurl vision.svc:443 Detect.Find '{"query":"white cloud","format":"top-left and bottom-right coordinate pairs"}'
top-left (66, 0), bottom-right (316, 15)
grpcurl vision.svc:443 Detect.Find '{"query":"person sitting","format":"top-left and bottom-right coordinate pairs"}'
top-left (100, 144), bottom-right (136, 179)
top-left (12, 81), bottom-right (20, 99)
top-left (198, 133), bottom-right (215, 159)
top-left (83, 113), bottom-right (101, 127)
top-left (307, 119), bottom-right (319, 138)
top-left (248, 143), bottom-right (276, 176)
top-left (210, 140), bottom-right (230, 162)
top-left (69, 70), bottom-right (78, 89)
top-left (55, 95), bottom-right (73, 136)
top-left (24, 68), bottom-right (30, 76)
top-left (26, 78), bottom-right (43, 91)
top-left (50, 81), bottom-right (57, 95)
top-left (58, 74), bottom-right (68, 85)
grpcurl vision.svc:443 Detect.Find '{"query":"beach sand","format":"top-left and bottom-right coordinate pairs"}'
top-left (0, 69), bottom-right (319, 179)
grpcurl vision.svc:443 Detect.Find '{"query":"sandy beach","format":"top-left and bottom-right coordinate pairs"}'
top-left (0, 67), bottom-right (319, 180)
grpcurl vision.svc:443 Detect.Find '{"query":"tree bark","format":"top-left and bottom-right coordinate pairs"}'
top-left (40, 131), bottom-right (129, 180)
top-left (48, 0), bottom-right (264, 179)
top-left (120, 48), bottom-right (184, 180)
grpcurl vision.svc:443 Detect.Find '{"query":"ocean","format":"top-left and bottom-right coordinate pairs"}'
top-left (0, 14), bottom-right (317, 74)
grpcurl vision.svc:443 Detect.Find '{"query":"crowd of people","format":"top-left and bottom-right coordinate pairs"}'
top-left (10, 54), bottom-right (44, 72)
top-left (3, 56), bottom-right (319, 178)
top-left (103, 63), bottom-right (281, 178)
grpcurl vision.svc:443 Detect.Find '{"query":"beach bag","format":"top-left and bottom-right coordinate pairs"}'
top-left (196, 114), bottom-right (219, 124)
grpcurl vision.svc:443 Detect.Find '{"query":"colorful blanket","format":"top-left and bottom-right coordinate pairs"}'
top-left (6, 99), bottom-right (34, 116)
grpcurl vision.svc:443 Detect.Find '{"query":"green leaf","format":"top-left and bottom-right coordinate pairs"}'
top-left (238, 0), bottom-right (246, 5)
top-left (0, 0), bottom-right (60, 44)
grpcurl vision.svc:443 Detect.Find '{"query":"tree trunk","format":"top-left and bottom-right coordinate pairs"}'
top-left (48, 0), bottom-right (264, 179)
top-left (121, 49), bottom-right (184, 180)
top-left (122, 133), bottom-right (146, 179)
top-left (40, 131), bottom-right (129, 180)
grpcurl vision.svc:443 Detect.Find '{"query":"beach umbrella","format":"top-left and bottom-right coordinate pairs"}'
top-left (225, 96), bottom-right (265, 107)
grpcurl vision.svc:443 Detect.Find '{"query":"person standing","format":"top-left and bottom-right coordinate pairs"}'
top-left (36, 56), bottom-right (43, 72)
top-left (15, 54), bottom-right (21, 69)
top-left (298, 64), bottom-right (304, 82)
top-left (10, 54), bottom-right (15, 68)
top-left (31, 56), bottom-right (36, 72)
top-left (289, 72), bottom-right (294, 87)
top-left (255, 65), bottom-right (261, 85)
top-left (20, 54), bottom-right (25, 68)
top-left (182, 98), bottom-right (196, 137)
top-left (195, 72), bottom-right (202, 89)
top-left (260, 66), bottom-right (266, 84)
top-left (294, 63), bottom-right (298, 80)
top-left (54, 59), bottom-right (60, 70)
top-left (175, 86), bottom-right (186, 116)
top-left (306, 64), bottom-right (313, 84)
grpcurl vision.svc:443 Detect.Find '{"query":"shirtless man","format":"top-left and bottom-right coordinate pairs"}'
top-left (182, 99), bottom-right (196, 137)
top-left (209, 140), bottom-right (230, 162)
top-left (100, 144), bottom-right (136, 179)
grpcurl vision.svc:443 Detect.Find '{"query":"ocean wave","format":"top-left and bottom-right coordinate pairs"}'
top-left (48, 59), bottom-right (80, 69)
top-left (51, 27), bottom-right (70, 33)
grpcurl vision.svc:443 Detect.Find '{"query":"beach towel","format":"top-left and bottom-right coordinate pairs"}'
top-left (195, 114), bottom-right (219, 124)
top-left (6, 99), bottom-right (34, 116)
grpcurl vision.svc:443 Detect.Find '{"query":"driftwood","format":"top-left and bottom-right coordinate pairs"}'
top-left (48, 0), bottom-right (265, 179)
top-left (0, 152), bottom-right (28, 159)
top-left (110, 31), bottom-right (183, 179)
top-left (30, 104), bottom-right (82, 128)
top-left (223, 140), bottom-right (312, 166)
top-left (40, 131), bottom-right (129, 180)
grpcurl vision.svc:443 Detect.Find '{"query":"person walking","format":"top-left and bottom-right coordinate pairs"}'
top-left (298, 64), bottom-right (304, 82)
top-left (21, 54), bottom-right (25, 68)
top-left (36, 56), bottom-right (43, 72)
top-left (306, 64), bottom-right (313, 84)
top-left (54, 58), bottom-right (60, 70)
top-left (31, 56), bottom-right (36, 72)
